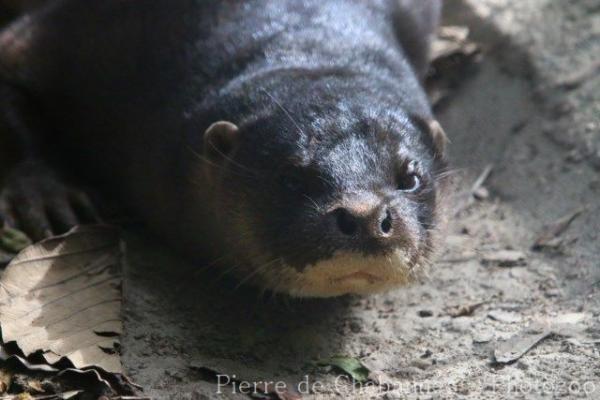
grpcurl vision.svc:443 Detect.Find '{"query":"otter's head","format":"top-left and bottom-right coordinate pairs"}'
top-left (199, 91), bottom-right (447, 297)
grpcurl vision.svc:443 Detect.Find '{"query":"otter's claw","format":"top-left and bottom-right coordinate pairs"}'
top-left (0, 161), bottom-right (100, 241)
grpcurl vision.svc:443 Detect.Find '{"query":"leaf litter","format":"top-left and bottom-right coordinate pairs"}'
top-left (0, 226), bottom-right (140, 398)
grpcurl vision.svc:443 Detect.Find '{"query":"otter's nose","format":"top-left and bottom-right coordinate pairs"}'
top-left (333, 205), bottom-right (394, 238)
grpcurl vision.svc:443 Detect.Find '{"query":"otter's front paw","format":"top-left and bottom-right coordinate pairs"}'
top-left (0, 161), bottom-right (99, 241)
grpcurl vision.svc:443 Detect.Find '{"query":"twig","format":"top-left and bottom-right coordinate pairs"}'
top-left (454, 164), bottom-right (494, 215)
top-left (446, 299), bottom-right (490, 318)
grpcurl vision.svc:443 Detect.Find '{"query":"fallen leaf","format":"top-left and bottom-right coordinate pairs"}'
top-left (0, 228), bottom-right (139, 397)
top-left (445, 301), bottom-right (488, 318)
top-left (0, 226), bottom-right (123, 373)
top-left (57, 368), bottom-right (134, 396)
top-left (0, 344), bottom-right (59, 373)
top-left (532, 208), bottom-right (585, 251)
top-left (494, 330), bottom-right (552, 364)
top-left (319, 357), bottom-right (371, 383)
top-left (481, 250), bottom-right (527, 267)
top-left (493, 313), bottom-right (591, 365)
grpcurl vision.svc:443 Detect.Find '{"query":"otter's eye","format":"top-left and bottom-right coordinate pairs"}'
top-left (396, 160), bottom-right (421, 192)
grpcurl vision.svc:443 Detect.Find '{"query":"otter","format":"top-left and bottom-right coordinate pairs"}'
top-left (0, 0), bottom-right (447, 297)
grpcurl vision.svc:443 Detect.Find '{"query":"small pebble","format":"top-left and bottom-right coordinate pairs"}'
top-left (473, 186), bottom-right (490, 200)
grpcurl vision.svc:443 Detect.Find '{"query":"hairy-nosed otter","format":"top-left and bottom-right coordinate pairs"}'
top-left (0, 0), bottom-right (447, 297)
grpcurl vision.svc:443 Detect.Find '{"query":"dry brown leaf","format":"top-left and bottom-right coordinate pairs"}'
top-left (0, 226), bottom-right (123, 373)
top-left (445, 300), bottom-right (488, 318)
top-left (532, 207), bottom-right (585, 251)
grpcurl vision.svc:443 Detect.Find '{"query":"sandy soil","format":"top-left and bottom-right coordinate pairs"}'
top-left (118, 1), bottom-right (600, 399)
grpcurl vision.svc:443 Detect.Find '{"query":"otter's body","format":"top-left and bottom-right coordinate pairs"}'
top-left (0, 0), bottom-right (446, 297)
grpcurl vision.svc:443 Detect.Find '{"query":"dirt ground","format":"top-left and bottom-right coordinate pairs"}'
top-left (118, 1), bottom-right (600, 399)
top-left (1, 0), bottom-right (599, 399)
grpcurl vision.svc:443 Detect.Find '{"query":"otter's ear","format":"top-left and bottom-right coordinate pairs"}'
top-left (427, 119), bottom-right (448, 157)
top-left (204, 121), bottom-right (239, 161)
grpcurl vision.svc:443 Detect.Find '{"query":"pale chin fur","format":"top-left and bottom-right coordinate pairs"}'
top-left (269, 249), bottom-right (423, 298)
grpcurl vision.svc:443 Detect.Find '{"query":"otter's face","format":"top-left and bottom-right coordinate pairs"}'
top-left (201, 111), bottom-right (447, 297)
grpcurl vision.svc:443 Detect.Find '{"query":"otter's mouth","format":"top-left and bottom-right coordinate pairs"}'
top-left (333, 270), bottom-right (382, 285)
top-left (259, 249), bottom-right (423, 298)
